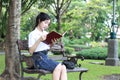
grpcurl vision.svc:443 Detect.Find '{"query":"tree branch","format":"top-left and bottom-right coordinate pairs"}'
top-left (21, 0), bottom-right (37, 15)
top-left (61, 0), bottom-right (71, 15)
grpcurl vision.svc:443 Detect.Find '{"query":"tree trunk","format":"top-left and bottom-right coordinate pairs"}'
top-left (0, 0), bottom-right (21, 80)
top-left (0, 0), bottom-right (2, 41)
top-left (0, 0), bottom-right (2, 18)
top-left (56, 13), bottom-right (61, 31)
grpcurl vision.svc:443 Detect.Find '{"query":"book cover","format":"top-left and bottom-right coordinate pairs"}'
top-left (43, 31), bottom-right (62, 44)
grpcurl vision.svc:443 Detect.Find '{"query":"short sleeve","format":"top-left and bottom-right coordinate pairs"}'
top-left (28, 32), bottom-right (36, 48)
top-left (28, 29), bottom-right (50, 52)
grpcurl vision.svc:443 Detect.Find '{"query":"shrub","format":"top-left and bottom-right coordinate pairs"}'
top-left (64, 46), bottom-right (75, 55)
top-left (90, 41), bottom-right (108, 47)
top-left (62, 37), bottom-right (89, 46)
top-left (69, 44), bottom-right (91, 51)
top-left (76, 47), bottom-right (107, 60)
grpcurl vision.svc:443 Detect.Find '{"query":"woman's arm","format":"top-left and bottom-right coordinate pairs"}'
top-left (29, 34), bottom-right (47, 54)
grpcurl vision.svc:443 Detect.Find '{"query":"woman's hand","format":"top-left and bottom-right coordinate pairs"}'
top-left (50, 38), bottom-right (58, 47)
top-left (40, 34), bottom-right (47, 41)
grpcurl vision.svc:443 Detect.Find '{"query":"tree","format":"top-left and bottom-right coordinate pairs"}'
top-left (117, 0), bottom-right (120, 26)
top-left (0, 0), bottom-right (37, 42)
top-left (19, 0), bottom-right (72, 40)
top-left (0, 0), bottom-right (21, 80)
top-left (41, 0), bottom-right (71, 31)
top-left (0, 0), bottom-right (1, 18)
top-left (21, 0), bottom-right (37, 15)
top-left (63, 0), bottom-right (112, 41)
top-left (0, 0), bottom-right (9, 41)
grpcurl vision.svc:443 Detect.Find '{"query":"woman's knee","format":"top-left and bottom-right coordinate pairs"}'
top-left (54, 64), bottom-right (62, 72)
top-left (62, 65), bottom-right (67, 71)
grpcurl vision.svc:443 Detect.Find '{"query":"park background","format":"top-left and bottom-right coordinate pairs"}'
top-left (0, 0), bottom-right (120, 80)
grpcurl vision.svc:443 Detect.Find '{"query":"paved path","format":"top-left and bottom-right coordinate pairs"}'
top-left (102, 74), bottom-right (120, 80)
top-left (0, 51), bottom-right (4, 54)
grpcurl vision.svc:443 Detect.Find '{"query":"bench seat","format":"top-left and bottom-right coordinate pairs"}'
top-left (23, 67), bottom-right (88, 74)
top-left (23, 67), bottom-right (88, 80)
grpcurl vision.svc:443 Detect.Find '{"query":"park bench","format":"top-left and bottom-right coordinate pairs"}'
top-left (17, 39), bottom-right (88, 80)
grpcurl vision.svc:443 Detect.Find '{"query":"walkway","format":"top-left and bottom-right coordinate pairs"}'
top-left (102, 74), bottom-right (120, 80)
top-left (0, 51), bottom-right (4, 54)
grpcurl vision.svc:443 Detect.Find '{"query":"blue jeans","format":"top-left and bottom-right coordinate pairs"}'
top-left (32, 50), bottom-right (59, 72)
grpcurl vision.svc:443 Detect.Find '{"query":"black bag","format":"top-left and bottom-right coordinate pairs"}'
top-left (62, 60), bottom-right (75, 69)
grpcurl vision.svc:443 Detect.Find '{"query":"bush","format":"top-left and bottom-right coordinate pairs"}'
top-left (90, 41), bottom-right (108, 47)
top-left (69, 44), bottom-right (91, 51)
top-left (62, 37), bottom-right (89, 46)
top-left (64, 46), bottom-right (75, 55)
top-left (76, 47), bottom-right (107, 60)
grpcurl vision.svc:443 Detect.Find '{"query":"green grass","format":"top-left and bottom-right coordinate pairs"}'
top-left (0, 54), bottom-right (5, 73)
top-left (80, 59), bottom-right (120, 80)
top-left (0, 54), bottom-right (120, 80)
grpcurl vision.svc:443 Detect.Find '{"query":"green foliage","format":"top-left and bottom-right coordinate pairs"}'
top-left (0, 7), bottom-right (8, 40)
top-left (63, 38), bottom-right (120, 60)
top-left (62, 37), bottom-right (81, 46)
top-left (76, 47), bottom-right (108, 60)
top-left (20, 8), bottom-right (47, 39)
top-left (69, 44), bottom-right (89, 48)
top-left (21, 0), bottom-right (38, 15)
top-left (0, 0), bottom-right (39, 40)
top-left (90, 41), bottom-right (108, 47)
top-left (63, 0), bottom-right (113, 41)
top-left (48, 22), bottom-right (58, 32)
top-left (1, 0), bottom-right (120, 43)
top-left (69, 39), bottom-right (83, 44)
top-left (117, 0), bottom-right (120, 26)
top-left (64, 46), bottom-right (75, 55)
top-left (62, 37), bottom-right (90, 47)
top-left (20, 11), bottom-right (37, 39)
top-left (69, 44), bottom-right (91, 51)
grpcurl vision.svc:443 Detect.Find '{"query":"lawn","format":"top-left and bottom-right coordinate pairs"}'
top-left (0, 54), bottom-right (120, 80)
top-left (0, 54), bottom-right (5, 73)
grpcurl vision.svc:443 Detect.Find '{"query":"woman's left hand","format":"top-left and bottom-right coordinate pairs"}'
top-left (50, 38), bottom-right (58, 47)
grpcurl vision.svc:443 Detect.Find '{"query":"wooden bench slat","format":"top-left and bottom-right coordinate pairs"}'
top-left (67, 67), bottom-right (88, 72)
top-left (23, 68), bottom-right (51, 74)
top-left (23, 67), bottom-right (88, 74)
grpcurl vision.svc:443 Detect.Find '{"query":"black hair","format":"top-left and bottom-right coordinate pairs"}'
top-left (33, 12), bottom-right (50, 30)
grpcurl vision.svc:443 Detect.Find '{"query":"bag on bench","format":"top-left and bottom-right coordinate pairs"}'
top-left (62, 60), bottom-right (75, 69)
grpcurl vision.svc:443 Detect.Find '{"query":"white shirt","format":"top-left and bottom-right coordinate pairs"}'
top-left (28, 28), bottom-right (50, 52)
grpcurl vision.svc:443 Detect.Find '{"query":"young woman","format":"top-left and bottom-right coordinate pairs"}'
top-left (28, 12), bottom-right (67, 80)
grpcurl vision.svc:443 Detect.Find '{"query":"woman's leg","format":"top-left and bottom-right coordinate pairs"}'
top-left (60, 65), bottom-right (67, 80)
top-left (52, 63), bottom-right (62, 80)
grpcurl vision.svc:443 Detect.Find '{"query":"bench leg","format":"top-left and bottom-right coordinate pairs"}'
top-left (79, 72), bottom-right (85, 80)
top-left (21, 70), bottom-right (24, 79)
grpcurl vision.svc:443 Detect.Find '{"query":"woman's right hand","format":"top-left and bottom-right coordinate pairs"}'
top-left (40, 34), bottom-right (47, 41)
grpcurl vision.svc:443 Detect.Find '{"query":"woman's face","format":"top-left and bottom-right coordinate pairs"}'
top-left (38, 19), bottom-right (50, 30)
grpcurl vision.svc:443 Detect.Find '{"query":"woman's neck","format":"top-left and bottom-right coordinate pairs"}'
top-left (37, 26), bottom-right (44, 32)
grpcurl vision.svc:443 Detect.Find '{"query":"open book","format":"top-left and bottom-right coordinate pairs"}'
top-left (43, 31), bottom-right (66, 44)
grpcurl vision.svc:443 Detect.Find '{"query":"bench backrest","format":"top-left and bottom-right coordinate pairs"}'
top-left (17, 39), bottom-right (29, 51)
top-left (17, 39), bottom-right (35, 69)
top-left (16, 39), bottom-right (65, 55)
top-left (16, 39), bottom-right (66, 68)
